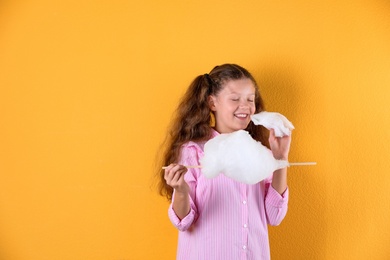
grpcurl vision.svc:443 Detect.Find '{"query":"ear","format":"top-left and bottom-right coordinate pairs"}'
top-left (208, 95), bottom-right (217, 111)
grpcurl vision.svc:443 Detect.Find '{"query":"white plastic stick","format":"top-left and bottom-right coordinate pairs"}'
top-left (288, 162), bottom-right (317, 166)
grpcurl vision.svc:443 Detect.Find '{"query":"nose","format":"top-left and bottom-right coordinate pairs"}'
top-left (239, 100), bottom-right (250, 108)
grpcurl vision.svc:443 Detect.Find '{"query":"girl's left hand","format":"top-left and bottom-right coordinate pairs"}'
top-left (269, 129), bottom-right (291, 160)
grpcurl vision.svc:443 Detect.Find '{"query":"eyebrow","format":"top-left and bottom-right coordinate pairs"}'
top-left (227, 92), bottom-right (255, 96)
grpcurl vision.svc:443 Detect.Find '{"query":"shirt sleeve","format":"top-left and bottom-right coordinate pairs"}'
top-left (168, 142), bottom-right (201, 231)
top-left (264, 175), bottom-right (289, 226)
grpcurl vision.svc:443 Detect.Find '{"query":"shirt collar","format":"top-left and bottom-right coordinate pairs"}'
top-left (210, 128), bottom-right (220, 138)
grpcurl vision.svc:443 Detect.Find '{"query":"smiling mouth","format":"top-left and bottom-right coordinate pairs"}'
top-left (234, 113), bottom-right (248, 119)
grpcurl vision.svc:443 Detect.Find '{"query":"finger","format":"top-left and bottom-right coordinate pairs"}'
top-left (171, 172), bottom-right (181, 183)
top-left (164, 163), bottom-right (177, 178)
top-left (172, 168), bottom-right (187, 183)
top-left (165, 166), bottom-right (184, 183)
top-left (167, 165), bottom-right (180, 180)
top-left (166, 167), bottom-right (180, 182)
top-left (171, 164), bottom-right (182, 172)
top-left (269, 129), bottom-right (278, 144)
top-left (164, 163), bottom-right (175, 173)
top-left (269, 129), bottom-right (275, 139)
top-left (170, 164), bottom-right (188, 176)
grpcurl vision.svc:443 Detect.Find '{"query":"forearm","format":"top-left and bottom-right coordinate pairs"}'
top-left (271, 167), bottom-right (288, 195)
top-left (268, 128), bottom-right (291, 195)
top-left (172, 191), bottom-right (191, 220)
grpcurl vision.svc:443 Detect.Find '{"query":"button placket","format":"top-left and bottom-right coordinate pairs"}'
top-left (240, 184), bottom-right (249, 255)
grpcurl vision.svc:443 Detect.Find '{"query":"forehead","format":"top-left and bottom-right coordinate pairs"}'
top-left (220, 78), bottom-right (255, 94)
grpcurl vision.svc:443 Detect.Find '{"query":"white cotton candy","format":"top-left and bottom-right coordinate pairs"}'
top-left (200, 130), bottom-right (289, 184)
top-left (251, 111), bottom-right (294, 137)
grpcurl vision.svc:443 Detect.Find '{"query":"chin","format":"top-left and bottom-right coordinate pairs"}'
top-left (234, 125), bottom-right (249, 131)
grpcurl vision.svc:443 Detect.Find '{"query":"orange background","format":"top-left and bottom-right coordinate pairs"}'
top-left (1, 0), bottom-right (389, 259)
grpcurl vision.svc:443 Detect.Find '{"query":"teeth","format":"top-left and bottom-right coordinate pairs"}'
top-left (235, 114), bottom-right (247, 118)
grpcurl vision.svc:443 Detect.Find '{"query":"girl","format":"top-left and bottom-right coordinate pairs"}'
top-left (158, 64), bottom-right (291, 260)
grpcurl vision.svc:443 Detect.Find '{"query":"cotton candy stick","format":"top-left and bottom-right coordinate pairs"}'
top-left (289, 162), bottom-right (317, 166)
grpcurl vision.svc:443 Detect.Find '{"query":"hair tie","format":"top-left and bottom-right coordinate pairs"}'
top-left (204, 73), bottom-right (214, 87)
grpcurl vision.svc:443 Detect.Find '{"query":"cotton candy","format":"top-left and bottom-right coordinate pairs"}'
top-left (251, 111), bottom-right (294, 137)
top-left (200, 130), bottom-right (289, 184)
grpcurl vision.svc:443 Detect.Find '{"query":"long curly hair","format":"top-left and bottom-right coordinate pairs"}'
top-left (157, 64), bottom-right (268, 201)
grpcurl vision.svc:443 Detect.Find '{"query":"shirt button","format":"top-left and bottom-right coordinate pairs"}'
top-left (243, 245), bottom-right (247, 250)
top-left (243, 200), bottom-right (247, 204)
top-left (243, 224), bottom-right (248, 228)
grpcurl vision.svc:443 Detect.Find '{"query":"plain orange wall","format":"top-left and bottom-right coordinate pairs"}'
top-left (1, 0), bottom-right (390, 259)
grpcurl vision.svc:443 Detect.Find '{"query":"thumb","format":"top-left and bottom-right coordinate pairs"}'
top-left (269, 129), bottom-right (276, 141)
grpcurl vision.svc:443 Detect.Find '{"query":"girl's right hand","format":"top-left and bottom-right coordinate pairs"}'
top-left (164, 163), bottom-right (189, 194)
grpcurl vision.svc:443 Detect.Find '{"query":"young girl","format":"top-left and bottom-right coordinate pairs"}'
top-left (158, 64), bottom-right (291, 260)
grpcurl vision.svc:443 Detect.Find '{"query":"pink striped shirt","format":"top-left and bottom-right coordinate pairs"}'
top-left (168, 130), bottom-right (289, 260)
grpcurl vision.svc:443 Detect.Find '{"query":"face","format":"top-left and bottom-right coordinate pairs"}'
top-left (209, 78), bottom-right (256, 133)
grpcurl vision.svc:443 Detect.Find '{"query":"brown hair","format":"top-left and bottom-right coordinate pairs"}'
top-left (157, 64), bottom-right (268, 201)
